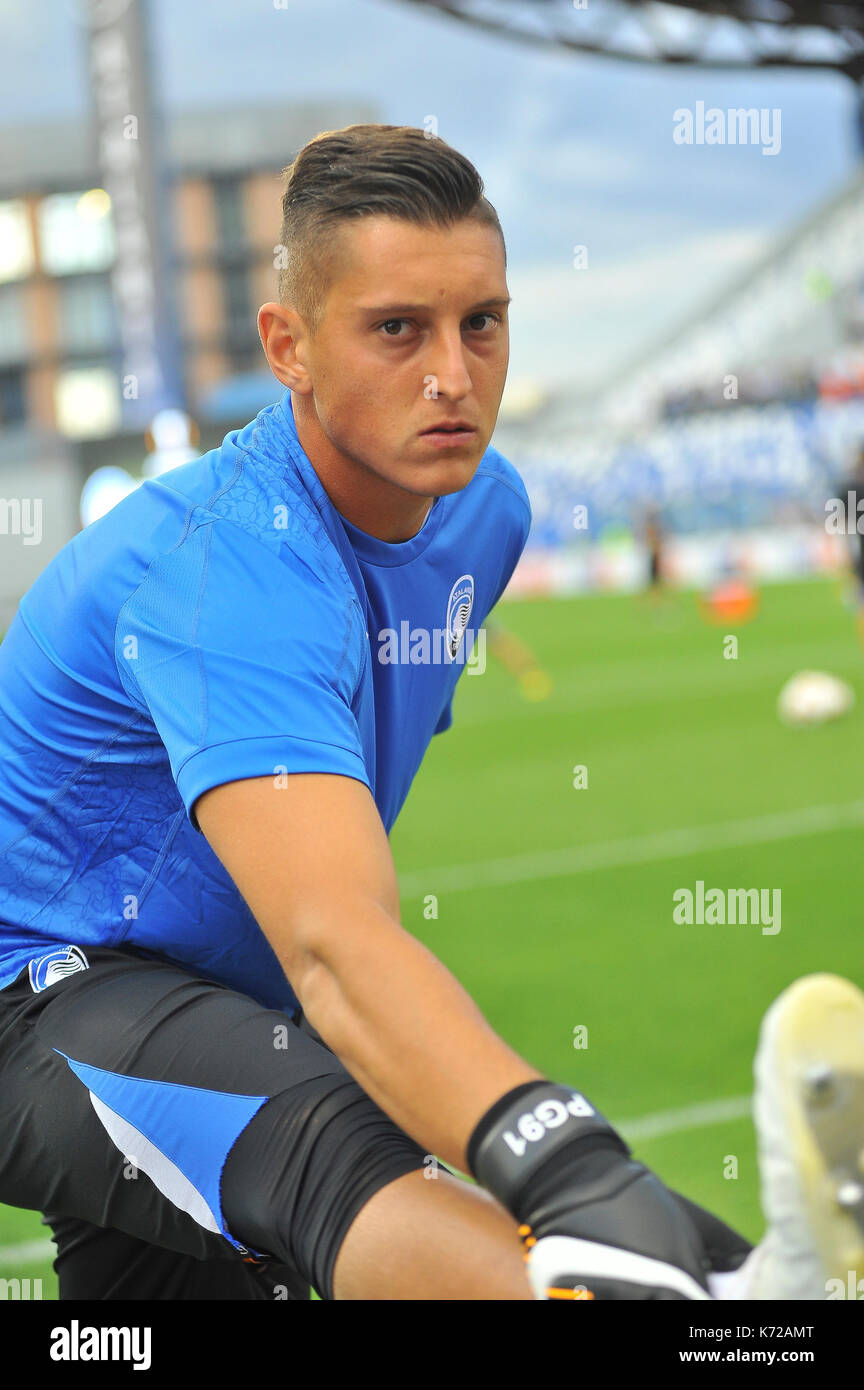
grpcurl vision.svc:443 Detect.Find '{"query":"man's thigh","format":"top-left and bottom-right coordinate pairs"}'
top-left (0, 946), bottom-right (426, 1299)
top-left (42, 1213), bottom-right (311, 1301)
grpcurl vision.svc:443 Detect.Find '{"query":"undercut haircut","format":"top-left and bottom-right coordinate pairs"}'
top-left (276, 124), bottom-right (506, 335)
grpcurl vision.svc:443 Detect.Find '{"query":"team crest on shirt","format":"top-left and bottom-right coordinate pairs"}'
top-left (28, 944), bottom-right (90, 993)
top-left (445, 574), bottom-right (474, 661)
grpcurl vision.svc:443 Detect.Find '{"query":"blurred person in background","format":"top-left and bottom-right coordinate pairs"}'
top-left (833, 444), bottom-right (864, 649)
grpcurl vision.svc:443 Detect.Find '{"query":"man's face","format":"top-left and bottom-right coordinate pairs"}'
top-left (275, 215), bottom-right (510, 502)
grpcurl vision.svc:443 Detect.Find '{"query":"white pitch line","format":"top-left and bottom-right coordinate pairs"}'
top-left (398, 799), bottom-right (864, 897)
top-left (0, 1238), bottom-right (54, 1265)
top-left (0, 1095), bottom-right (756, 1268)
top-left (616, 1094), bottom-right (752, 1143)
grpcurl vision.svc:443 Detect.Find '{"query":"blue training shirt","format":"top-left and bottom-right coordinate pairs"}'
top-left (0, 388), bottom-right (530, 1012)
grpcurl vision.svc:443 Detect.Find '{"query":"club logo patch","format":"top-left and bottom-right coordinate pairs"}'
top-left (445, 574), bottom-right (474, 661)
top-left (29, 944), bottom-right (90, 993)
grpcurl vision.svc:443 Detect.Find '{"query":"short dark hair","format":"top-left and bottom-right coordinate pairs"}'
top-left (277, 124), bottom-right (505, 334)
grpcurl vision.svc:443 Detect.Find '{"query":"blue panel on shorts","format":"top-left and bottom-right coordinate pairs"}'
top-left (55, 1048), bottom-right (270, 1254)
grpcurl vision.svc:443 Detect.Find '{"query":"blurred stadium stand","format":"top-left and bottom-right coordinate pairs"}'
top-left (491, 154), bottom-right (864, 590)
top-left (600, 162), bottom-right (864, 429)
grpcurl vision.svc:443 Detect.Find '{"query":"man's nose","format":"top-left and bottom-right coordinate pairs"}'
top-left (423, 329), bottom-right (473, 402)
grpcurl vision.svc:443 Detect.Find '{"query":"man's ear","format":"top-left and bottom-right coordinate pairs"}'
top-left (257, 301), bottom-right (312, 394)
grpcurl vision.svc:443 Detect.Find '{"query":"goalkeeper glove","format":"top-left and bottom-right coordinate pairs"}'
top-left (467, 1079), bottom-right (714, 1300)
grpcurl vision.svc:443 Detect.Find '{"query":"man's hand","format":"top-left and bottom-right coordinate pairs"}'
top-left (468, 1080), bottom-right (714, 1300)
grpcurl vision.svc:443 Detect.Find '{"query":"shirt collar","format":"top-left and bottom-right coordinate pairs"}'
top-left (263, 387), bottom-right (447, 568)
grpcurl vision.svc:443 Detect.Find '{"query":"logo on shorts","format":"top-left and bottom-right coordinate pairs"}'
top-left (445, 574), bottom-right (474, 661)
top-left (28, 944), bottom-right (90, 993)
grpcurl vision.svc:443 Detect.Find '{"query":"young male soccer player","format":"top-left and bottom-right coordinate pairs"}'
top-left (0, 125), bottom-right (861, 1301)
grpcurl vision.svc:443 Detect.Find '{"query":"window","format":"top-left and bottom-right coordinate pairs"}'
top-left (54, 366), bottom-right (121, 438)
top-left (57, 276), bottom-right (116, 354)
top-left (0, 285), bottom-right (27, 365)
top-left (39, 191), bottom-right (115, 276)
top-left (212, 179), bottom-right (246, 252)
top-left (223, 266), bottom-right (257, 366)
top-left (0, 202), bottom-right (34, 283)
top-left (0, 368), bottom-right (26, 425)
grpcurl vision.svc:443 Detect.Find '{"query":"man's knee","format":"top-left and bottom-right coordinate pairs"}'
top-left (220, 1073), bottom-right (427, 1299)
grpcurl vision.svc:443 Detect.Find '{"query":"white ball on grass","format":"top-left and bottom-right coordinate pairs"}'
top-left (777, 671), bottom-right (855, 726)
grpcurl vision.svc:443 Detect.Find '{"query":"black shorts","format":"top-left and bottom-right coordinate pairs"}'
top-left (0, 946), bottom-right (428, 1300)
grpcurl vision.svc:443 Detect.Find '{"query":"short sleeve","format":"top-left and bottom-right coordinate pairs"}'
top-left (434, 697), bottom-right (453, 735)
top-left (115, 521), bottom-right (370, 827)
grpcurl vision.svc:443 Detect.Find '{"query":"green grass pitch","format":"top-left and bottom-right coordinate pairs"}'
top-left (2, 574), bottom-right (862, 1297)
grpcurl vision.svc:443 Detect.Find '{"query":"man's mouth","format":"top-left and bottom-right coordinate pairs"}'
top-left (420, 421), bottom-right (476, 441)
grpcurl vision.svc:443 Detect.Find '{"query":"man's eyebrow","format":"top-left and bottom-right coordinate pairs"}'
top-left (358, 296), bottom-right (512, 316)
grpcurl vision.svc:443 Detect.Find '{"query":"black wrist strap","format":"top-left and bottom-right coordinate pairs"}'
top-left (467, 1079), bottom-right (630, 1213)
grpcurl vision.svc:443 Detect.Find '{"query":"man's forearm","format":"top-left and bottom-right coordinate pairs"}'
top-left (291, 904), bottom-right (544, 1174)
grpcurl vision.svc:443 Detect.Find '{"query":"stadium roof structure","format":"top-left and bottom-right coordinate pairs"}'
top-left (395, 1), bottom-right (864, 76)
